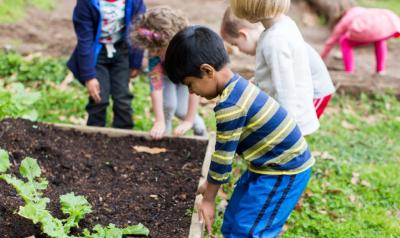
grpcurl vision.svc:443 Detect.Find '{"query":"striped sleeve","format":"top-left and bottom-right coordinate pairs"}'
top-left (208, 103), bottom-right (246, 184)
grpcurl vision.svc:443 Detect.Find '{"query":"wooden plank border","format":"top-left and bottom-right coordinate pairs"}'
top-left (188, 132), bottom-right (214, 238)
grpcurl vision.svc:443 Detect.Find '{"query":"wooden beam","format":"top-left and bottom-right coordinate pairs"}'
top-left (330, 71), bottom-right (400, 98)
top-left (188, 133), bottom-right (215, 238)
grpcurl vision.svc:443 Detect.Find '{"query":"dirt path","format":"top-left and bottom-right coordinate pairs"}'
top-left (0, 0), bottom-right (398, 93)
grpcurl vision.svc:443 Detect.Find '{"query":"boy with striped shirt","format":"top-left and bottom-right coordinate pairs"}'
top-left (164, 26), bottom-right (314, 238)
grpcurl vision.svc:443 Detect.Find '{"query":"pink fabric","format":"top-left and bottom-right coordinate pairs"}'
top-left (374, 40), bottom-right (387, 72)
top-left (321, 7), bottom-right (400, 59)
top-left (339, 35), bottom-right (389, 73)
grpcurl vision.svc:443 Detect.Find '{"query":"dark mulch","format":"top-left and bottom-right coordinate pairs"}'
top-left (0, 118), bottom-right (208, 238)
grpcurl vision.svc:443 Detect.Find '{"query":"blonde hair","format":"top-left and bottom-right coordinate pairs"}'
top-left (132, 6), bottom-right (189, 49)
top-left (221, 6), bottom-right (260, 38)
top-left (230, 0), bottom-right (291, 21)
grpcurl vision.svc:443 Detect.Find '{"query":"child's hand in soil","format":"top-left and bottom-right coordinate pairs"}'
top-left (196, 181), bottom-right (207, 196)
top-left (174, 120), bottom-right (193, 136)
top-left (198, 197), bottom-right (215, 235)
top-left (86, 79), bottom-right (101, 103)
top-left (196, 181), bottom-right (220, 235)
top-left (150, 121), bottom-right (166, 140)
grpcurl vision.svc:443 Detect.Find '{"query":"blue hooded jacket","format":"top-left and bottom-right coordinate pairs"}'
top-left (67, 0), bottom-right (146, 84)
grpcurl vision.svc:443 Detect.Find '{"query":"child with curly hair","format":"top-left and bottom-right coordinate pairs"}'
top-left (132, 6), bottom-right (206, 139)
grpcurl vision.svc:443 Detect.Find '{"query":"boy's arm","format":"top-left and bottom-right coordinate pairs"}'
top-left (263, 38), bottom-right (297, 117)
top-left (198, 104), bottom-right (246, 234)
top-left (197, 181), bottom-right (221, 234)
top-left (129, 0), bottom-right (146, 70)
top-left (174, 93), bottom-right (199, 136)
top-left (208, 104), bottom-right (246, 184)
top-left (73, 0), bottom-right (96, 82)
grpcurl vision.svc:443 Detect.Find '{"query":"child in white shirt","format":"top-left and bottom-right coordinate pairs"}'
top-left (229, 0), bottom-right (322, 135)
top-left (221, 6), bottom-right (335, 119)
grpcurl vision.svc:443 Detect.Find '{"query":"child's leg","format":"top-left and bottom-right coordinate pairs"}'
top-left (340, 36), bottom-right (369, 73)
top-left (374, 39), bottom-right (387, 73)
top-left (339, 35), bottom-right (355, 73)
top-left (313, 94), bottom-right (332, 119)
top-left (162, 76), bottom-right (177, 134)
top-left (110, 42), bottom-right (134, 129)
top-left (86, 48), bottom-right (110, 127)
top-left (222, 169), bottom-right (312, 238)
top-left (175, 84), bottom-right (207, 136)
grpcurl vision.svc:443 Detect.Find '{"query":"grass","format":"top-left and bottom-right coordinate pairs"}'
top-left (0, 0), bottom-right (54, 23)
top-left (357, 0), bottom-right (400, 14)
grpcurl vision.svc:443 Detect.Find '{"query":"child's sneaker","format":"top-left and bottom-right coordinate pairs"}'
top-left (194, 128), bottom-right (208, 138)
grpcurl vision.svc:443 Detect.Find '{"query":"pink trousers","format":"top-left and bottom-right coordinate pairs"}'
top-left (339, 34), bottom-right (396, 73)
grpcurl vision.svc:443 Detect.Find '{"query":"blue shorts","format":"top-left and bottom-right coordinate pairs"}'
top-left (221, 168), bottom-right (312, 238)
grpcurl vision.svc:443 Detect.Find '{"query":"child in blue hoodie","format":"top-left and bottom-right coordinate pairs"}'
top-left (67, 0), bottom-right (146, 129)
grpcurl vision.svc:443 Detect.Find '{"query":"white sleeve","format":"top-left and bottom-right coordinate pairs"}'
top-left (262, 37), bottom-right (297, 116)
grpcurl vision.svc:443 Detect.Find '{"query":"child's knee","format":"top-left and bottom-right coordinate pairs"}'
top-left (112, 94), bottom-right (133, 106)
top-left (174, 108), bottom-right (186, 120)
top-left (163, 104), bottom-right (177, 118)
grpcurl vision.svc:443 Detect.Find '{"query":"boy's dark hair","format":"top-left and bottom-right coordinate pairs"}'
top-left (164, 26), bottom-right (230, 84)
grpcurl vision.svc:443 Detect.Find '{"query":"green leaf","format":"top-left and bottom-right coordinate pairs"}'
top-left (19, 157), bottom-right (41, 181)
top-left (60, 192), bottom-right (92, 232)
top-left (84, 223), bottom-right (150, 238)
top-left (60, 192), bottom-right (92, 216)
top-left (87, 223), bottom-right (150, 238)
top-left (0, 149), bottom-right (10, 173)
top-left (122, 223), bottom-right (150, 236)
top-left (0, 174), bottom-right (37, 202)
top-left (104, 224), bottom-right (123, 238)
top-left (91, 224), bottom-right (106, 238)
top-left (34, 177), bottom-right (49, 191)
top-left (18, 202), bottom-right (43, 224)
top-left (19, 202), bottom-right (68, 238)
top-left (22, 110), bottom-right (39, 121)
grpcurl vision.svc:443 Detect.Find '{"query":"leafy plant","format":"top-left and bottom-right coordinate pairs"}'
top-left (0, 51), bottom-right (68, 83)
top-left (0, 81), bottom-right (41, 121)
top-left (0, 149), bottom-right (150, 238)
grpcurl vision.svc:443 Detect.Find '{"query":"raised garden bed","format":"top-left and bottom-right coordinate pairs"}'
top-left (0, 118), bottom-right (212, 238)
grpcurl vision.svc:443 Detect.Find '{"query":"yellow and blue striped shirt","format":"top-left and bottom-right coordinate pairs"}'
top-left (208, 74), bottom-right (314, 184)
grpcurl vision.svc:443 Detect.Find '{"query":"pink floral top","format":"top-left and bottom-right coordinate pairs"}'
top-left (99, 0), bottom-right (126, 44)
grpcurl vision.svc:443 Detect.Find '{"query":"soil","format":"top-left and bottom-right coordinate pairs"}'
top-left (0, 118), bottom-right (208, 238)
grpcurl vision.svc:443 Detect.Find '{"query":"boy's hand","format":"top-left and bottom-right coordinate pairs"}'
top-left (196, 181), bottom-right (208, 196)
top-left (85, 79), bottom-right (101, 103)
top-left (196, 181), bottom-right (218, 234)
top-left (130, 69), bottom-right (140, 79)
top-left (174, 120), bottom-right (193, 136)
top-left (150, 121), bottom-right (166, 140)
top-left (199, 197), bottom-right (215, 235)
